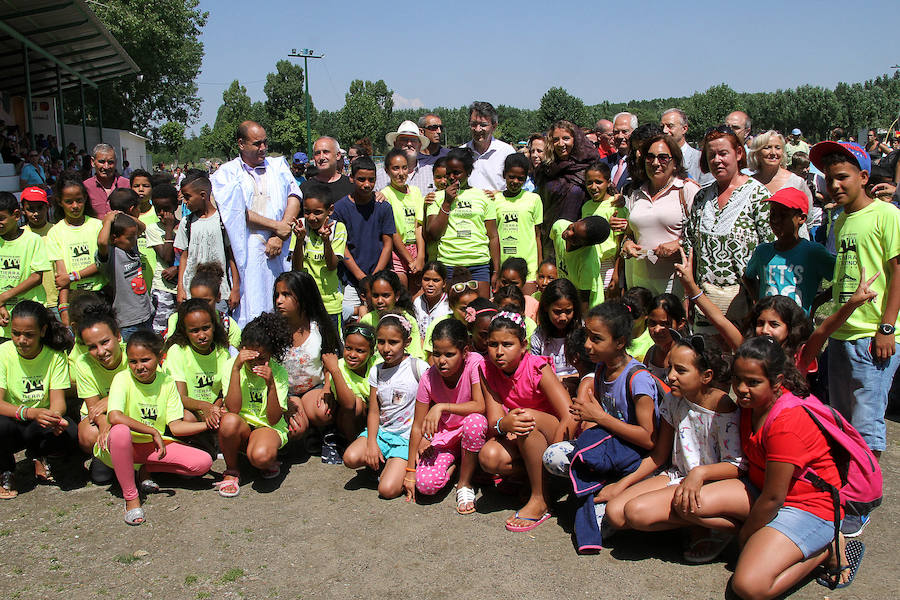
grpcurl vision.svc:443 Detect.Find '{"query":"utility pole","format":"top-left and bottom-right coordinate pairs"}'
top-left (288, 48), bottom-right (324, 157)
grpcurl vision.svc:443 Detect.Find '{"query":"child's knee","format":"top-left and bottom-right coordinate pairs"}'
top-left (218, 412), bottom-right (243, 436)
top-left (729, 570), bottom-right (765, 600)
top-left (248, 445), bottom-right (276, 469)
top-left (460, 413), bottom-right (488, 452)
top-left (378, 478), bottom-right (403, 499)
top-left (605, 498), bottom-right (629, 529)
top-left (478, 444), bottom-right (503, 472)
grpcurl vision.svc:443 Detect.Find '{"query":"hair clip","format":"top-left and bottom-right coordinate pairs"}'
top-left (465, 306), bottom-right (497, 323)
top-left (492, 311), bottom-right (525, 327)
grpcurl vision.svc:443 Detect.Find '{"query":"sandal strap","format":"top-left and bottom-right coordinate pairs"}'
top-left (456, 486), bottom-right (476, 503)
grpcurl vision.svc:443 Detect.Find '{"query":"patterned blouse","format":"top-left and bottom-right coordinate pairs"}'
top-left (683, 178), bottom-right (774, 286)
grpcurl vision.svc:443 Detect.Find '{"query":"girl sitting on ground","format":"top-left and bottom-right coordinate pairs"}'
top-left (342, 313), bottom-right (429, 499)
top-left (322, 323), bottom-right (377, 442)
top-left (404, 319), bottom-right (487, 514)
top-left (164, 263), bottom-right (242, 349)
top-left (530, 278), bottom-right (583, 393)
top-left (642, 293), bottom-right (687, 382)
top-left (358, 270), bottom-right (425, 360)
top-left (413, 261), bottom-right (451, 339)
top-left (216, 312), bottom-right (292, 497)
top-left (479, 311), bottom-right (575, 532)
top-left (463, 297), bottom-right (499, 357)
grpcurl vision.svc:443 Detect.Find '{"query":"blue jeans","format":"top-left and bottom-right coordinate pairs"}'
top-left (827, 336), bottom-right (900, 452)
top-left (120, 318), bottom-right (154, 342)
top-left (766, 506), bottom-right (835, 559)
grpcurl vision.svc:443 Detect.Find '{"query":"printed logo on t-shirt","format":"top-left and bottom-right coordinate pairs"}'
top-left (130, 272), bottom-right (147, 295)
top-left (196, 374), bottom-right (214, 389)
top-left (22, 376), bottom-right (44, 400)
top-left (391, 389), bottom-right (407, 405)
top-left (249, 389), bottom-right (264, 405)
top-left (0, 256), bottom-right (21, 271)
top-left (139, 403), bottom-right (158, 422)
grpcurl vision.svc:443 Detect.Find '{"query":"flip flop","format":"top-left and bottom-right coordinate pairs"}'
top-left (124, 507), bottom-right (145, 526)
top-left (0, 471), bottom-right (17, 500)
top-left (505, 511), bottom-right (552, 532)
top-left (683, 530), bottom-right (733, 564)
top-left (456, 486), bottom-right (476, 515)
top-left (261, 462), bottom-right (281, 480)
top-left (816, 540), bottom-right (865, 590)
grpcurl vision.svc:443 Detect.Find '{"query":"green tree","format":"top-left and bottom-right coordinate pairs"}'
top-left (158, 121), bottom-right (186, 161)
top-left (538, 87), bottom-right (587, 129)
top-left (269, 112), bottom-right (310, 156)
top-left (338, 80), bottom-right (394, 150)
top-left (64, 0), bottom-right (207, 136)
top-left (682, 84), bottom-right (741, 144)
top-left (264, 59), bottom-right (312, 123)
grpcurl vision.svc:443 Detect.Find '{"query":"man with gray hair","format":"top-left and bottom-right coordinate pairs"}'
top-left (661, 108), bottom-right (710, 184)
top-left (417, 113), bottom-right (449, 165)
top-left (84, 143), bottom-right (129, 217)
top-left (595, 119), bottom-right (615, 158)
top-left (464, 101), bottom-right (515, 191)
top-left (605, 112), bottom-right (637, 191)
top-left (725, 110), bottom-right (752, 145)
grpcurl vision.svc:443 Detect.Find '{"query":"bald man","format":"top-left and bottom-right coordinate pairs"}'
top-left (212, 120), bottom-right (301, 325)
top-left (595, 119), bottom-right (615, 158)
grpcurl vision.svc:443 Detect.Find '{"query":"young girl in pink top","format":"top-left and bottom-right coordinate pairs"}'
top-left (478, 311), bottom-right (575, 532)
top-left (404, 319), bottom-right (487, 514)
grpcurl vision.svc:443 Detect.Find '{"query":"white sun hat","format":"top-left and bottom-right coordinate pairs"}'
top-left (385, 120), bottom-right (430, 148)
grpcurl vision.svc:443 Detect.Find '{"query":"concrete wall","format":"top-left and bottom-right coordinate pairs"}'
top-left (61, 125), bottom-right (149, 170)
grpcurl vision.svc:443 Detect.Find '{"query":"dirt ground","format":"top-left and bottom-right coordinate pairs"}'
top-left (1, 418), bottom-right (898, 600)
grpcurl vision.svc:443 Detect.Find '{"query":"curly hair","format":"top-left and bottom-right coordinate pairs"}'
top-left (76, 302), bottom-right (120, 338)
top-left (190, 262), bottom-right (224, 298)
top-left (165, 298), bottom-right (229, 352)
top-left (586, 300), bottom-right (634, 346)
top-left (126, 329), bottom-right (165, 357)
top-left (240, 312), bottom-right (292, 362)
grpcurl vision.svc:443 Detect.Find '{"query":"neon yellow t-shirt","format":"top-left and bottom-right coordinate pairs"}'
top-left (0, 341), bottom-right (69, 408)
top-left (423, 313), bottom-right (454, 354)
top-left (360, 310), bottom-right (424, 360)
top-left (164, 343), bottom-right (230, 404)
top-left (24, 222), bottom-right (58, 308)
top-left (425, 187), bottom-right (495, 266)
top-left (222, 356), bottom-right (289, 447)
top-left (550, 219), bottom-right (602, 305)
top-left (0, 230), bottom-right (49, 337)
top-left (300, 219), bottom-right (347, 315)
top-left (329, 357), bottom-right (372, 407)
top-left (495, 190), bottom-right (543, 279)
top-left (832, 200), bottom-right (900, 340)
top-left (138, 209), bottom-right (159, 291)
top-left (382, 185), bottom-right (424, 245)
top-left (582, 197), bottom-right (627, 262)
top-left (72, 341), bottom-right (127, 415)
top-left (627, 329), bottom-right (654, 363)
top-left (105, 369), bottom-right (184, 443)
top-left (166, 311), bottom-right (242, 349)
top-left (46, 217), bottom-right (106, 291)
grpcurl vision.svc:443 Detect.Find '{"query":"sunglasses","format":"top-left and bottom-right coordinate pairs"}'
top-left (645, 152), bottom-right (672, 165)
top-left (424, 124), bottom-right (443, 131)
top-left (345, 325), bottom-right (375, 343)
top-left (451, 280), bottom-right (478, 294)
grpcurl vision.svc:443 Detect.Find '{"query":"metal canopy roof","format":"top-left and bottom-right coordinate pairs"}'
top-left (0, 0), bottom-right (139, 97)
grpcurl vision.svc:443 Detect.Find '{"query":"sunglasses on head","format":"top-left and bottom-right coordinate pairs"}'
top-left (704, 124), bottom-right (735, 138)
top-left (345, 325), bottom-right (375, 342)
top-left (451, 280), bottom-right (478, 294)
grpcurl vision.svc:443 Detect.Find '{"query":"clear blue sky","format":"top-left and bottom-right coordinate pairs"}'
top-left (193, 0), bottom-right (900, 132)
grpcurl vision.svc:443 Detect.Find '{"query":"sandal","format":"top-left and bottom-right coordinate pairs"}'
top-left (124, 506), bottom-right (145, 526)
top-left (456, 486), bottom-right (476, 515)
top-left (214, 470), bottom-right (241, 498)
top-left (0, 471), bottom-right (17, 500)
top-left (683, 529), bottom-right (733, 564)
top-left (505, 511), bottom-right (552, 532)
top-left (34, 458), bottom-right (55, 484)
top-left (816, 539), bottom-right (865, 590)
top-left (261, 462), bottom-right (281, 480)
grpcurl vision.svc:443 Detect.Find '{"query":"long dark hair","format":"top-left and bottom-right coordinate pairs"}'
top-left (537, 278), bottom-right (581, 336)
top-left (369, 269), bottom-right (416, 317)
top-left (273, 271), bottom-right (340, 354)
top-left (741, 295), bottom-right (811, 362)
top-left (735, 335), bottom-right (809, 397)
top-left (165, 298), bottom-right (229, 352)
top-left (54, 170), bottom-right (96, 220)
top-left (10, 301), bottom-right (74, 352)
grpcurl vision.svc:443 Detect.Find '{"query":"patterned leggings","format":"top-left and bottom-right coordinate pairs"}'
top-left (415, 413), bottom-right (487, 496)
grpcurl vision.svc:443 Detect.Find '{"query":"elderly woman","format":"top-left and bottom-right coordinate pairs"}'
top-left (524, 133), bottom-right (547, 192)
top-left (622, 134), bottom-right (700, 295)
top-left (749, 130), bottom-right (813, 238)
top-left (535, 120), bottom-right (597, 240)
top-left (683, 127), bottom-right (773, 329)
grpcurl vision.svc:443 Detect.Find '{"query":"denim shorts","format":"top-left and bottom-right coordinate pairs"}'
top-left (766, 506), bottom-right (835, 559)
top-left (446, 263), bottom-right (491, 282)
top-left (358, 428), bottom-right (409, 460)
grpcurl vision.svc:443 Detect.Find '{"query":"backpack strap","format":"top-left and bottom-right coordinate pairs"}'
top-left (623, 364), bottom-right (646, 409)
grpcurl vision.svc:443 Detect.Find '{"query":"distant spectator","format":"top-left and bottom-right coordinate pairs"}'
top-left (83, 144), bottom-right (129, 217)
top-left (464, 101), bottom-right (516, 192)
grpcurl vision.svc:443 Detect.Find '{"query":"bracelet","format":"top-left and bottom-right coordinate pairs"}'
top-left (495, 417), bottom-right (503, 435)
top-left (70, 271), bottom-right (81, 281)
top-left (440, 204), bottom-right (451, 215)
top-left (405, 467), bottom-right (416, 472)
top-left (688, 291), bottom-right (704, 302)
top-left (403, 477), bottom-right (416, 483)
top-left (58, 306), bottom-right (69, 313)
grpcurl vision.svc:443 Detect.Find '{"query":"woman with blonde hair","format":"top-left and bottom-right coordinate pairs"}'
top-left (750, 130), bottom-right (813, 235)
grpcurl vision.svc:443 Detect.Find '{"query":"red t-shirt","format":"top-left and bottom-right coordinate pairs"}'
top-left (741, 393), bottom-right (843, 522)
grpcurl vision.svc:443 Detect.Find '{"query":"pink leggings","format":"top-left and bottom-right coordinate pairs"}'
top-left (415, 414), bottom-right (487, 496)
top-left (108, 424), bottom-right (212, 501)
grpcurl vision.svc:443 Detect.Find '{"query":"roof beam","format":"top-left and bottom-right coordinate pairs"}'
top-left (0, 18), bottom-right (97, 88)
top-left (4, 1), bottom-right (74, 19)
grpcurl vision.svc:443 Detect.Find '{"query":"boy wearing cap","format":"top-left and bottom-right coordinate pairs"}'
top-left (811, 141), bottom-right (900, 470)
top-left (744, 186), bottom-right (835, 314)
top-left (291, 152), bottom-right (308, 187)
top-left (0, 190), bottom-right (50, 338)
top-left (21, 186), bottom-right (57, 313)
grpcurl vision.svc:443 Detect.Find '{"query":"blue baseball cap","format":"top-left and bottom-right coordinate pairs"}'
top-left (809, 141), bottom-right (870, 173)
top-left (292, 152), bottom-right (308, 164)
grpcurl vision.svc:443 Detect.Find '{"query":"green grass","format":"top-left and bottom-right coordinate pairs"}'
top-left (0, 529), bottom-right (11, 536)
top-left (184, 575), bottom-right (198, 585)
top-left (114, 554), bottom-right (140, 564)
top-left (220, 568), bottom-right (245, 583)
top-left (197, 592), bottom-right (211, 599)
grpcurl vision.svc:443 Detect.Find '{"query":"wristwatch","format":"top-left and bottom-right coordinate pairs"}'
top-left (878, 323), bottom-right (896, 335)
top-left (68, 272), bottom-right (77, 282)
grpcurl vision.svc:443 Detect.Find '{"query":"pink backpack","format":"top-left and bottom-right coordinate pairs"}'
top-left (761, 391), bottom-right (882, 547)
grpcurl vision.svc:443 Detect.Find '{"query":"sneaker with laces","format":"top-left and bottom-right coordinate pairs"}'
top-left (841, 514), bottom-right (870, 538)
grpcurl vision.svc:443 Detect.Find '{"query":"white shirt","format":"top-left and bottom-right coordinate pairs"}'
top-left (413, 293), bottom-right (450, 340)
top-left (375, 160), bottom-right (435, 195)
top-left (464, 137), bottom-right (516, 191)
top-left (679, 141), bottom-right (713, 186)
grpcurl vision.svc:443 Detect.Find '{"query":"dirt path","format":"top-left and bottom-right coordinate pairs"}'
top-left (1, 420), bottom-right (898, 600)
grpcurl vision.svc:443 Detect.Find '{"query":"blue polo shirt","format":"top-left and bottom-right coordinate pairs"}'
top-left (332, 195), bottom-right (396, 287)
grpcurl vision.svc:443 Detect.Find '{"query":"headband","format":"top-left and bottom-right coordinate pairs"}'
top-left (492, 311), bottom-right (525, 328)
top-left (464, 306), bottom-right (498, 323)
top-left (379, 313), bottom-right (412, 335)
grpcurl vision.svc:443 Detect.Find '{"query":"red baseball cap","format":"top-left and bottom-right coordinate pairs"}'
top-left (763, 187), bottom-right (808, 215)
top-left (20, 186), bottom-right (49, 204)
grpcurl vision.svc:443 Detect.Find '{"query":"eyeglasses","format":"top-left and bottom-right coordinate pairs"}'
top-left (645, 152), bottom-right (672, 165)
top-left (450, 280), bottom-right (478, 294)
top-left (469, 121), bottom-right (492, 130)
top-left (424, 124), bottom-right (443, 131)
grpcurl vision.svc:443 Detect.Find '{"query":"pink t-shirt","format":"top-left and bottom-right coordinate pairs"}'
top-left (481, 352), bottom-right (556, 415)
top-left (417, 351), bottom-right (484, 432)
top-left (84, 175), bottom-right (130, 218)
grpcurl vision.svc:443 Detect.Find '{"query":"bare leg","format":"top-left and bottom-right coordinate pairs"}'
top-left (217, 412), bottom-right (251, 476)
top-left (731, 526), bottom-right (829, 600)
top-left (245, 427), bottom-right (282, 471)
top-left (342, 436), bottom-right (369, 469)
top-left (673, 479), bottom-right (754, 533)
top-left (378, 457), bottom-right (408, 499)
top-left (507, 410), bottom-right (558, 528)
top-left (605, 474), bottom-right (670, 529)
